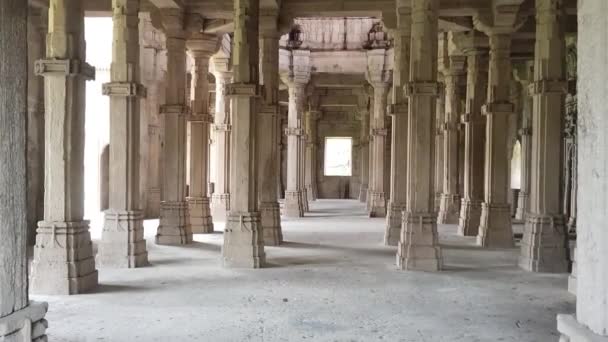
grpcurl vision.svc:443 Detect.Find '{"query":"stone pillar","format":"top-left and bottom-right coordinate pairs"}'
top-left (156, 10), bottom-right (192, 245)
top-left (519, 0), bottom-right (568, 273)
top-left (474, 13), bottom-right (520, 248)
top-left (396, 0), bottom-right (442, 271)
top-left (281, 51), bottom-right (310, 218)
top-left (514, 62), bottom-right (533, 221)
top-left (366, 89), bottom-right (375, 210)
top-left (258, 10), bottom-right (283, 246)
top-left (31, 0), bottom-right (99, 294)
top-left (358, 109), bottom-right (370, 202)
top-left (454, 32), bottom-right (488, 236)
top-left (222, 0), bottom-right (265, 268)
top-left (186, 34), bottom-right (216, 234)
top-left (98, 0), bottom-right (149, 268)
top-left (366, 49), bottom-right (391, 218)
top-left (300, 111), bottom-right (310, 212)
top-left (385, 6), bottom-right (411, 246)
top-left (438, 43), bottom-right (466, 224)
top-left (0, 1), bottom-right (49, 338)
top-left (211, 57), bottom-right (232, 220)
top-left (558, 1), bottom-right (608, 339)
top-left (434, 85), bottom-right (445, 212)
top-left (305, 110), bottom-right (320, 201)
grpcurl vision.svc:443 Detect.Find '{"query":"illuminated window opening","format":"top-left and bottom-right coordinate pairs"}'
top-left (324, 137), bottom-right (353, 176)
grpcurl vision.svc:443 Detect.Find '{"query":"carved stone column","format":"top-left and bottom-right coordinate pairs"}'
top-left (434, 84), bottom-right (445, 212)
top-left (519, 0), bottom-right (568, 273)
top-left (156, 10), bottom-right (192, 245)
top-left (366, 49), bottom-right (391, 218)
top-left (186, 34), bottom-right (216, 234)
top-left (221, 0), bottom-right (265, 268)
top-left (438, 41), bottom-right (465, 224)
top-left (366, 89), bottom-right (375, 211)
top-left (358, 109), bottom-right (370, 202)
top-left (474, 9), bottom-right (522, 248)
top-left (258, 10), bottom-right (283, 245)
top-left (300, 116), bottom-right (310, 212)
top-left (396, 0), bottom-right (442, 271)
top-left (305, 110), bottom-right (320, 201)
top-left (385, 6), bottom-right (411, 246)
top-left (281, 50), bottom-right (310, 218)
top-left (98, 0), bottom-right (149, 268)
top-left (31, 0), bottom-right (99, 294)
top-left (211, 57), bottom-right (232, 220)
top-left (453, 32), bottom-right (488, 236)
top-left (514, 62), bottom-right (533, 221)
top-left (0, 1), bottom-right (49, 338)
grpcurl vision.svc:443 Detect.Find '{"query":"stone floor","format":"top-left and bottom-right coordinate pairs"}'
top-left (34, 199), bottom-right (575, 342)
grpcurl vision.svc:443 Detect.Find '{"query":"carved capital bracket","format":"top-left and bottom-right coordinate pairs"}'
top-left (102, 82), bottom-right (147, 98)
top-left (35, 59), bottom-right (96, 80)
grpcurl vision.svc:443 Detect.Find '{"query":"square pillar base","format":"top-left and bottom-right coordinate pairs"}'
top-left (0, 302), bottom-right (48, 342)
top-left (384, 203), bottom-right (405, 246)
top-left (98, 210), bottom-right (149, 268)
top-left (284, 191), bottom-right (304, 217)
top-left (211, 193), bottom-right (230, 220)
top-left (438, 193), bottom-right (461, 224)
top-left (301, 190), bottom-right (310, 212)
top-left (156, 201), bottom-right (192, 245)
top-left (31, 221), bottom-right (98, 295)
top-left (187, 197), bottom-right (214, 234)
top-left (397, 212), bottom-right (443, 271)
top-left (358, 184), bottom-right (368, 203)
top-left (260, 202), bottom-right (283, 246)
top-left (222, 212), bottom-right (265, 268)
top-left (557, 314), bottom-right (608, 342)
top-left (458, 199), bottom-right (483, 237)
top-left (519, 214), bottom-right (569, 273)
top-left (477, 202), bottom-right (514, 248)
top-left (368, 191), bottom-right (387, 218)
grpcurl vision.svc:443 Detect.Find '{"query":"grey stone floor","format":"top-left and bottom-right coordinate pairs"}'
top-left (34, 199), bottom-right (574, 342)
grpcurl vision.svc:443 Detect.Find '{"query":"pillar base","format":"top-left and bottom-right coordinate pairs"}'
top-left (458, 199), bottom-right (483, 237)
top-left (519, 214), bottom-right (569, 273)
top-left (306, 186), bottom-right (318, 202)
top-left (396, 212), bottom-right (442, 271)
top-left (260, 202), bottom-right (283, 246)
top-left (222, 212), bottom-right (265, 268)
top-left (97, 210), bottom-right (148, 268)
top-left (358, 184), bottom-right (368, 202)
top-left (569, 245), bottom-right (577, 295)
top-left (477, 202), bottom-right (514, 248)
top-left (515, 191), bottom-right (528, 221)
top-left (211, 193), bottom-right (230, 220)
top-left (301, 189), bottom-right (310, 212)
top-left (31, 220), bottom-right (98, 295)
top-left (187, 197), bottom-right (214, 234)
top-left (438, 193), bottom-right (461, 224)
top-left (0, 302), bottom-right (48, 342)
top-left (156, 201), bottom-right (192, 245)
top-left (557, 314), bottom-right (608, 342)
top-left (384, 203), bottom-right (404, 246)
top-left (284, 191), bottom-right (304, 217)
top-left (368, 191), bottom-right (387, 218)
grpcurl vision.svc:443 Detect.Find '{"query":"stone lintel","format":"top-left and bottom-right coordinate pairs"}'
top-left (226, 82), bottom-right (260, 98)
top-left (557, 314), bottom-right (608, 342)
top-left (102, 82), bottom-right (147, 98)
top-left (35, 58), bottom-right (95, 80)
top-left (404, 81), bottom-right (440, 97)
top-left (0, 302), bottom-right (48, 339)
top-left (188, 113), bottom-right (214, 123)
top-left (160, 104), bottom-right (189, 116)
top-left (482, 102), bottom-right (514, 115)
top-left (528, 80), bottom-right (568, 95)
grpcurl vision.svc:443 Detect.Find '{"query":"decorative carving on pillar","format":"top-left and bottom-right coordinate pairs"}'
top-left (31, 0), bottom-right (99, 294)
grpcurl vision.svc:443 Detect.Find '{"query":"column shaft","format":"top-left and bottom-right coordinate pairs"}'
top-left (519, 0), bottom-right (568, 272)
top-left (258, 12), bottom-right (283, 245)
top-left (358, 110), bottom-right (370, 202)
top-left (156, 10), bottom-right (192, 245)
top-left (515, 73), bottom-right (533, 221)
top-left (458, 51), bottom-right (488, 236)
top-left (221, 0), bottom-right (265, 268)
top-left (211, 60), bottom-right (232, 219)
top-left (98, 0), bottom-right (149, 268)
top-left (434, 85), bottom-right (445, 211)
top-left (397, 0), bottom-right (442, 271)
top-left (31, 0), bottom-right (98, 294)
top-left (300, 120), bottom-right (310, 212)
top-left (385, 8), bottom-right (411, 246)
top-left (304, 111), bottom-right (320, 201)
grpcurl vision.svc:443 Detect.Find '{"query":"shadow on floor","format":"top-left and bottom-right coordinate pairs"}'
top-left (94, 283), bottom-right (149, 294)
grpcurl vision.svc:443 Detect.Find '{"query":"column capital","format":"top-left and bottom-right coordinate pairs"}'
top-left (259, 8), bottom-right (279, 38)
top-left (280, 49), bottom-right (311, 86)
top-left (102, 82), bottom-right (147, 98)
top-left (451, 31), bottom-right (489, 56)
top-left (186, 33), bottom-right (219, 58)
top-left (159, 9), bottom-right (186, 39)
top-left (473, 1), bottom-right (527, 36)
top-left (365, 49), bottom-right (392, 86)
top-left (35, 59), bottom-right (96, 80)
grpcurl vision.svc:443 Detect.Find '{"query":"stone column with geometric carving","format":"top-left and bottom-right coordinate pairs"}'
top-left (366, 49), bottom-right (391, 218)
top-left (474, 8), bottom-right (522, 248)
top-left (221, 0), bottom-right (265, 268)
top-left (358, 108), bottom-right (370, 202)
top-left (258, 9), bottom-right (283, 245)
top-left (31, 0), bottom-right (99, 294)
top-left (156, 9), bottom-right (192, 245)
top-left (454, 31), bottom-right (488, 236)
top-left (186, 34), bottom-right (216, 234)
top-left (396, 0), bottom-right (442, 271)
top-left (0, 0), bottom-right (49, 338)
top-left (98, 0), bottom-right (149, 268)
top-left (437, 38), bottom-right (465, 224)
top-left (211, 56), bottom-right (232, 220)
top-left (519, 0), bottom-right (568, 273)
top-left (514, 61), bottom-right (533, 221)
top-left (305, 110), bottom-right (320, 201)
top-left (385, 5), bottom-right (410, 246)
top-left (281, 50), bottom-right (310, 218)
